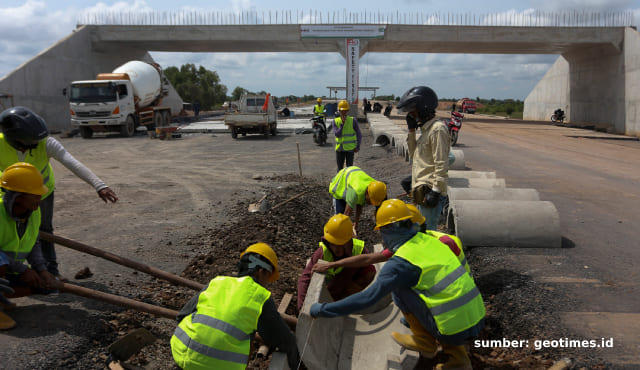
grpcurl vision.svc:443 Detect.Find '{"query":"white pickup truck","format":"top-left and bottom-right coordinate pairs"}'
top-left (224, 93), bottom-right (277, 138)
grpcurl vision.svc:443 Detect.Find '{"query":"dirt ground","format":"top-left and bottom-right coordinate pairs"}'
top-left (1, 110), bottom-right (636, 369)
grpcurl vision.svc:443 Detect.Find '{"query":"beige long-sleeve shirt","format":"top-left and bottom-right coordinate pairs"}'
top-left (407, 117), bottom-right (450, 195)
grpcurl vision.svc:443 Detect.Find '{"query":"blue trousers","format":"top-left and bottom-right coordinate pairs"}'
top-left (336, 151), bottom-right (354, 172)
top-left (417, 194), bottom-right (447, 231)
top-left (38, 192), bottom-right (58, 276)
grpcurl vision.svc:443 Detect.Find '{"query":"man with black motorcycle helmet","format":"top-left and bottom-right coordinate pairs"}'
top-left (396, 86), bottom-right (450, 230)
top-left (0, 106), bottom-right (118, 281)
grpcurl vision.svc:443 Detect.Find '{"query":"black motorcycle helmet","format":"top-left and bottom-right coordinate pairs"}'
top-left (396, 86), bottom-right (438, 122)
top-left (0, 106), bottom-right (49, 151)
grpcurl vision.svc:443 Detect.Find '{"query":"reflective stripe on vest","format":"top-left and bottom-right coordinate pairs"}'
top-left (394, 232), bottom-right (485, 335)
top-left (0, 134), bottom-right (54, 198)
top-left (329, 166), bottom-right (374, 204)
top-left (334, 117), bottom-right (357, 151)
top-left (320, 238), bottom-right (365, 278)
top-left (0, 197), bottom-right (41, 273)
top-left (425, 230), bottom-right (470, 274)
top-left (171, 276), bottom-right (270, 369)
top-left (314, 105), bottom-right (325, 116)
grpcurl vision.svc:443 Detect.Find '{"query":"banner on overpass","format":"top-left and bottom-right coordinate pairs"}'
top-left (346, 39), bottom-right (359, 105)
top-left (300, 25), bottom-right (385, 39)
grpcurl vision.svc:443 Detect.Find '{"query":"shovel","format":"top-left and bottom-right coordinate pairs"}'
top-left (248, 194), bottom-right (268, 213)
top-left (108, 328), bottom-right (157, 369)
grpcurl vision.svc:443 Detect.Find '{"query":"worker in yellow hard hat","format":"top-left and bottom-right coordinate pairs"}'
top-left (0, 162), bottom-right (57, 330)
top-left (297, 214), bottom-right (376, 311)
top-left (313, 97), bottom-right (325, 120)
top-left (171, 242), bottom-right (301, 370)
top-left (331, 100), bottom-right (362, 171)
top-left (328, 166), bottom-right (387, 234)
top-left (311, 199), bottom-right (484, 370)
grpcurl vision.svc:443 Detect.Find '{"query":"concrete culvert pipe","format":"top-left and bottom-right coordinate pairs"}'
top-left (375, 133), bottom-right (391, 146)
top-left (448, 188), bottom-right (540, 201)
top-left (448, 170), bottom-right (496, 179)
top-left (448, 178), bottom-right (506, 188)
top-left (447, 200), bottom-right (561, 248)
top-left (450, 149), bottom-right (465, 170)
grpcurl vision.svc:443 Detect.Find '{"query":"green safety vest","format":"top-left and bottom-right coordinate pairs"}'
top-left (0, 134), bottom-right (54, 198)
top-left (334, 116), bottom-right (357, 151)
top-left (425, 230), bottom-right (470, 274)
top-left (0, 196), bottom-right (41, 274)
top-left (321, 238), bottom-right (365, 278)
top-left (329, 166), bottom-right (374, 205)
top-left (171, 276), bottom-right (271, 370)
top-left (394, 232), bottom-right (485, 335)
top-left (314, 104), bottom-right (325, 116)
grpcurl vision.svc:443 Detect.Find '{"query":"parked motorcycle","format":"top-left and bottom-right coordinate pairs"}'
top-left (448, 111), bottom-right (464, 146)
top-left (311, 115), bottom-right (327, 146)
top-left (551, 108), bottom-right (565, 124)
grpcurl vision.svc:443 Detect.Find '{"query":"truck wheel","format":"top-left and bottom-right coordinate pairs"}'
top-left (120, 116), bottom-right (136, 137)
top-left (231, 127), bottom-right (238, 139)
top-left (162, 111), bottom-right (171, 126)
top-left (79, 127), bottom-right (93, 139)
top-left (270, 124), bottom-right (277, 136)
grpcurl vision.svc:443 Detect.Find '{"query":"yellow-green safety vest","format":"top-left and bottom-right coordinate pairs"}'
top-left (394, 232), bottom-right (485, 335)
top-left (314, 104), bottom-right (325, 117)
top-left (321, 238), bottom-right (365, 278)
top-left (0, 196), bottom-right (41, 274)
top-left (329, 166), bottom-right (374, 207)
top-left (171, 276), bottom-right (271, 370)
top-left (0, 134), bottom-right (54, 198)
top-left (334, 116), bottom-right (357, 151)
top-left (424, 230), bottom-right (470, 274)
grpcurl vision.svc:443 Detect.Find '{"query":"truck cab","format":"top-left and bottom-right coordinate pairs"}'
top-left (224, 93), bottom-right (278, 138)
top-left (456, 98), bottom-right (477, 114)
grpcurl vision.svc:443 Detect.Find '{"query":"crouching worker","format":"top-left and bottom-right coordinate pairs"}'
top-left (171, 243), bottom-right (300, 370)
top-left (0, 163), bottom-right (56, 330)
top-left (310, 199), bottom-right (485, 370)
top-left (297, 214), bottom-right (376, 310)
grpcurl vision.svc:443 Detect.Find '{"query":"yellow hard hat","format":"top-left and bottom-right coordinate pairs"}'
top-left (338, 100), bottom-right (350, 111)
top-left (324, 213), bottom-right (353, 246)
top-left (241, 242), bottom-right (280, 282)
top-left (367, 181), bottom-right (387, 206)
top-left (0, 162), bottom-right (48, 196)
top-left (317, 98), bottom-right (322, 103)
top-left (406, 204), bottom-right (425, 225)
top-left (375, 199), bottom-right (412, 230)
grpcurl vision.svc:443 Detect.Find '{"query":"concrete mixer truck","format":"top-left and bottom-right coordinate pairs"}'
top-left (69, 61), bottom-right (172, 138)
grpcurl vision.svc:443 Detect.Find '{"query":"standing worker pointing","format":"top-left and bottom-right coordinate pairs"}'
top-left (0, 106), bottom-right (118, 281)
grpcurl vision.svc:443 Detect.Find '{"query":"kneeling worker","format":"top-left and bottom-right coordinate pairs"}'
top-left (171, 243), bottom-right (300, 370)
top-left (297, 214), bottom-right (376, 310)
top-left (311, 199), bottom-right (485, 370)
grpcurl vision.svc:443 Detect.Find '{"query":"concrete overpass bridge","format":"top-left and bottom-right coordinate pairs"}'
top-left (0, 13), bottom-right (638, 135)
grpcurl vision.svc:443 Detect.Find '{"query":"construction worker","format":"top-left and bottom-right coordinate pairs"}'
top-left (397, 86), bottom-right (450, 231)
top-left (313, 97), bottom-right (325, 120)
top-left (331, 100), bottom-right (362, 171)
top-left (312, 203), bottom-right (470, 277)
top-left (171, 243), bottom-right (300, 370)
top-left (329, 166), bottom-right (387, 234)
top-left (297, 214), bottom-right (376, 310)
top-left (310, 199), bottom-right (485, 370)
top-left (0, 106), bottom-right (118, 281)
top-left (0, 162), bottom-right (57, 330)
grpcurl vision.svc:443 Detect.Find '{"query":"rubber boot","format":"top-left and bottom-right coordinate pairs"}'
top-left (390, 312), bottom-right (438, 358)
top-left (436, 343), bottom-right (472, 370)
top-left (0, 311), bottom-right (16, 330)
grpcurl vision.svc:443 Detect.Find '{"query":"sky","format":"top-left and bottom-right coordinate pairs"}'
top-left (1, 0), bottom-right (639, 101)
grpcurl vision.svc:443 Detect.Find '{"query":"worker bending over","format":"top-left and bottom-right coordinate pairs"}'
top-left (297, 214), bottom-right (376, 310)
top-left (0, 163), bottom-right (57, 330)
top-left (329, 166), bottom-right (387, 235)
top-left (311, 199), bottom-right (485, 370)
top-left (171, 243), bottom-right (300, 370)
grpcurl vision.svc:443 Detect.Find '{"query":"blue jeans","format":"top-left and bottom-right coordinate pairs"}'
top-left (417, 194), bottom-right (447, 231)
top-left (392, 286), bottom-right (484, 345)
top-left (334, 198), bottom-right (347, 215)
top-left (38, 192), bottom-right (58, 276)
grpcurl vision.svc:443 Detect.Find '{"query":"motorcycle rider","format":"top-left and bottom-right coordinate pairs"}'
top-left (313, 98), bottom-right (325, 122)
top-left (396, 86), bottom-right (450, 231)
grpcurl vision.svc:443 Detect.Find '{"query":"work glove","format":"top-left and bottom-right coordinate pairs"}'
top-left (424, 189), bottom-right (441, 208)
top-left (405, 113), bottom-right (418, 130)
top-left (309, 302), bottom-right (323, 318)
top-left (0, 278), bottom-right (15, 306)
